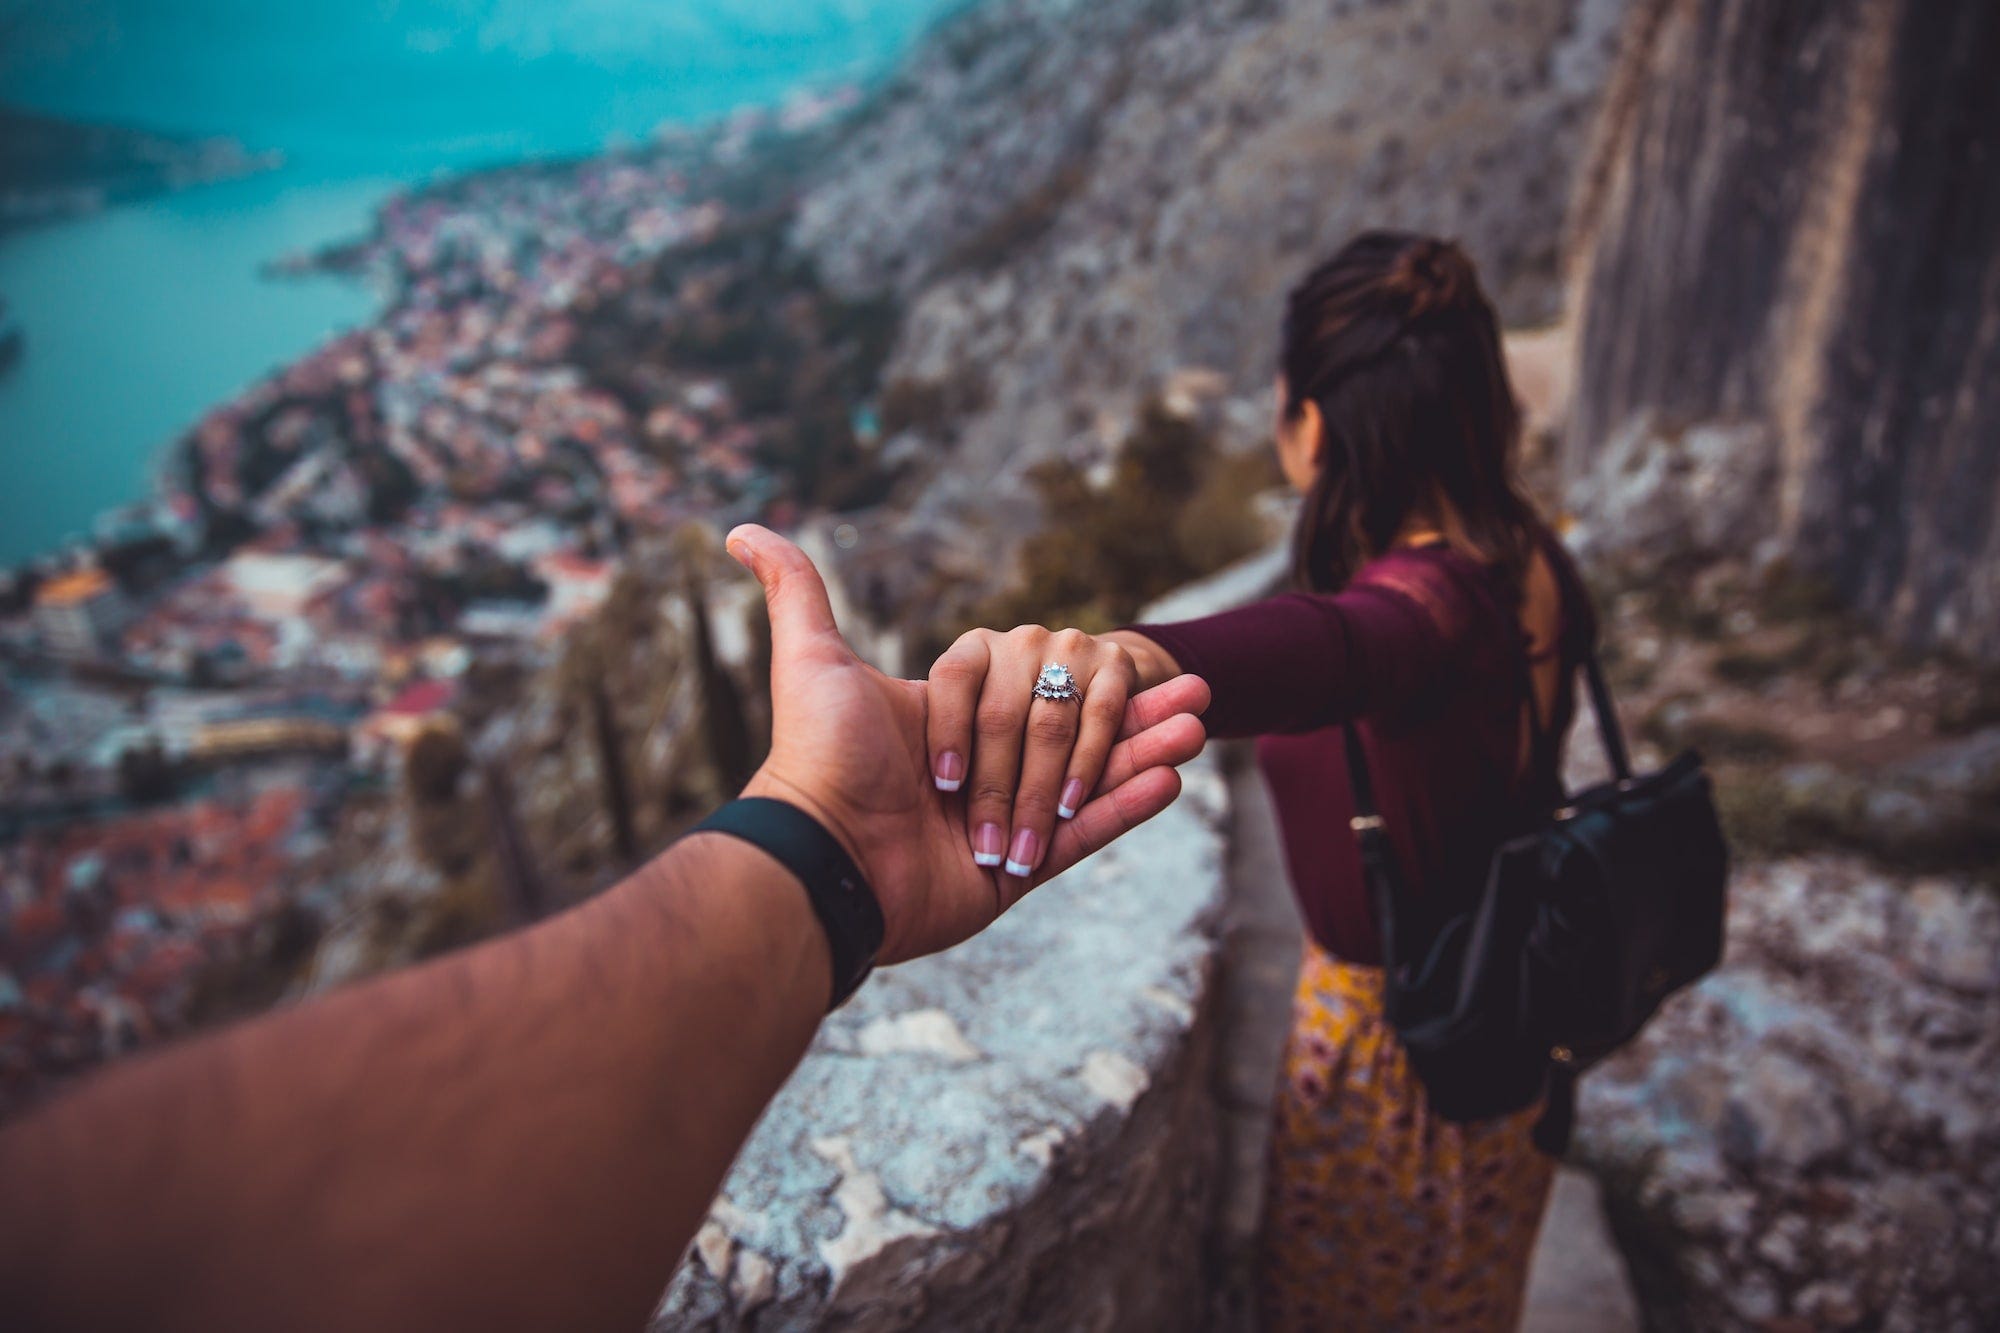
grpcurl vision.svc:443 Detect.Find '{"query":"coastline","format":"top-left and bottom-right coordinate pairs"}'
top-left (0, 169), bottom-right (390, 571)
top-left (0, 87), bottom-right (882, 1113)
top-left (0, 106), bottom-right (285, 237)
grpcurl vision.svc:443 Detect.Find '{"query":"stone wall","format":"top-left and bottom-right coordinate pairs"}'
top-left (652, 565), bottom-right (1254, 1329)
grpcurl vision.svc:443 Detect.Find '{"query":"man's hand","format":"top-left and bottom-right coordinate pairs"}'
top-left (725, 524), bottom-right (1210, 965)
top-left (0, 524), bottom-right (1208, 1333)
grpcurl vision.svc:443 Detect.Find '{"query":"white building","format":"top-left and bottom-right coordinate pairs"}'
top-left (33, 568), bottom-right (128, 660)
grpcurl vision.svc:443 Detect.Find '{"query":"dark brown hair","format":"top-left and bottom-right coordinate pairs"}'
top-left (1281, 231), bottom-right (1538, 593)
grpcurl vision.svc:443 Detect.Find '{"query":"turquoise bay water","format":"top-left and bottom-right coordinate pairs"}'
top-left (0, 173), bottom-right (387, 565)
top-left (0, 0), bottom-right (958, 568)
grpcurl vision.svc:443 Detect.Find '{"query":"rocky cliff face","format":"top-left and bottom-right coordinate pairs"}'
top-left (1542, 9), bottom-right (2000, 1319)
top-left (1562, 0), bottom-right (2000, 661)
top-left (789, 0), bottom-right (1630, 610)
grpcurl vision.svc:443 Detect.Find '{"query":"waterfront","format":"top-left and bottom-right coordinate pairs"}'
top-left (0, 170), bottom-right (388, 566)
top-left (0, 0), bottom-right (961, 1105)
top-left (0, 1), bottom-right (959, 572)
top-left (0, 93), bottom-right (871, 1108)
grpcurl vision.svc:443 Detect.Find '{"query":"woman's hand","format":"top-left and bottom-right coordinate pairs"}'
top-left (927, 625), bottom-right (1148, 879)
top-left (726, 527), bottom-right (1208, 963)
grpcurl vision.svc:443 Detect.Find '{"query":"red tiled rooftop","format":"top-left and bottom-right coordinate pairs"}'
top-left (380, 678), bottom-right (457, 718)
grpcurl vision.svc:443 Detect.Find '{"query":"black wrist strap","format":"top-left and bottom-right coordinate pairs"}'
top-left (691, 797), bottom-right (884, 1010)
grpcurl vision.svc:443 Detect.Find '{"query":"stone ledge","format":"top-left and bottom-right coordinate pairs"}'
top-left (654, 748), bottom-right (1233, 1330)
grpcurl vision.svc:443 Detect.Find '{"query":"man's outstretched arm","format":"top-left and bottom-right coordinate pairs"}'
top-left (1, 833), bottom-right (833, 1332)
top-left (0, 526), bottom-right (1210, 1333)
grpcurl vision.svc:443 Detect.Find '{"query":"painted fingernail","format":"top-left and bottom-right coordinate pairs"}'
top-left (933, 751), bottom-right (965, 792)
top-left (1058, 779), bottom-right (1086, 820)
top-left (1004, 827), bottom-right (1039, 878)
top-left (973, 823), bottom-right (1006, 867)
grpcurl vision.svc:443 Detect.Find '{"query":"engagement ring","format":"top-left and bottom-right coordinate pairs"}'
top-left (1033, 662), bottom-right (1081, 702)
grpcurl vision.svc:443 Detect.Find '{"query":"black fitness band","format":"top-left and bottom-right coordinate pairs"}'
top-left (690, 797), bottom-right (884, 1010)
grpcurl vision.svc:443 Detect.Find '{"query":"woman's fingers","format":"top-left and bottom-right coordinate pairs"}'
top-left (937, 628), bottom-right (1210, 878)
top-left (1040, 767), bottom-right (1184, 888)
top-left (1095, 710), bottom-right (1207, 794)
top-left (964, 630), bottom-right (1043, 868)
top-left (1036, 767), bottom-right (1184, 887)
top-left (1060, 658), bottom-right (1131, 821)
top-left (1118, 673), bottom-right (1212, 742)
top-left (1005, 696), bottom-right (1076, 876)
top-left (926, 632), bottom-right (991, 793)
top-left (1004, 630), bottom-right (1105, 878)
top-left (1031, 698), bottom-right (1207, 888)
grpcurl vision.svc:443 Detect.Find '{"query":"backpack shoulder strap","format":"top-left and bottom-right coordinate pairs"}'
top-left (1582, 650), bottom-right (1633, 781)
top-left (1341, 721), bottom-right (1416, 973)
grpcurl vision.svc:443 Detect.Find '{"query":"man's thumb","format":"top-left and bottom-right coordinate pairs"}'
top-left (725, 524), bottom-right (843, 657)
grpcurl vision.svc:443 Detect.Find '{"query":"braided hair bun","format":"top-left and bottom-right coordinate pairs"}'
top-left (1277, 230), bottom-right (1538, 593)
top-left (1384, 238), bottom-right (1478, 318)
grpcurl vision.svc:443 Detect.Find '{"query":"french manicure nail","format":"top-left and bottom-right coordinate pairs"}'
top-left (934, 751), bottom-right (966, 792)
top-left (973, 822), bottom-right (1006, 867)
top-left (1004, 827), bottom-right (1039, 878)
top-left (1058, 779), bottom-right (1085, 819)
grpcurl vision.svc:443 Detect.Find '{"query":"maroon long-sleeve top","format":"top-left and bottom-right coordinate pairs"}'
top-left (1130, 535), bottom-right (1594, 964)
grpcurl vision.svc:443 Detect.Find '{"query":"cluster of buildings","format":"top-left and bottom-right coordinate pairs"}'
top-left (342, 129), bottom-right (796, 535)
top-left (27, 568), bottom-right (132, 662)
top-left (0, 777), bottom-right (330, 1110)
top-left (0, 100), bottom-right (869, 1109)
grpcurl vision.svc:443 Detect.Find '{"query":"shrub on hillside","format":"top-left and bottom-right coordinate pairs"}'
top-left (970, 400), bottom-right (1276, 637)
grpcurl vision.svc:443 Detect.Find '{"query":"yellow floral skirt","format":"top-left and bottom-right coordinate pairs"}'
top-left (1257, 939), bottom-right (1557, 1332)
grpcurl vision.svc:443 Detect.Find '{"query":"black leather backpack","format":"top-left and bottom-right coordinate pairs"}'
top-left (1342, 649), bottom-right (1729, 1154)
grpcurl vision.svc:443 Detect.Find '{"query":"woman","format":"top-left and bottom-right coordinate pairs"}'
top-left (925, 231), bottom-right (1595, 1330)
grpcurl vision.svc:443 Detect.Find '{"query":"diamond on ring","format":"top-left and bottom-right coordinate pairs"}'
top-left (1034, 662), bottom-right (1081, 702)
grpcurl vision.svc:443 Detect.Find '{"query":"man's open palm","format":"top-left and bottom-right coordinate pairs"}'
top-left (726, 524), bottom-right (1209, 965)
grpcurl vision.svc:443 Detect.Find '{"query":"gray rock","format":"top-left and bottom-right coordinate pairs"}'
top-left (1743, 732), bottom-right (2000, 876)
top-left (1753, 1215), bottom-right (1804, 1275)
top-left (1907, 882), bottom-right (2000, 996)
top-left (1893, 724), bottom-right (2000, 794)
top-left (1874, 1176), bottom-right (1957, 1248)
top-left (1719, 1053), bottom-right (1848, 1173)
top-left (1821, 1221), bottom-right (1874, 1267)
top-left (1729, 1273), bottom-right (1781, 1324)
top-left (1576, 856), bottom-right (2000, 1330)
top-left (1670, 1188), bottom-right (1758, 1243)
top-left (1794, 1280), bottom-right (1865, 1329)
top-left (1564, 417), bottom-right (1780, 568)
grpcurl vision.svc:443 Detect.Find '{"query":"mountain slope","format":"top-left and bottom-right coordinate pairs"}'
top-left (782, 0), bottom-right (1631, 612)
